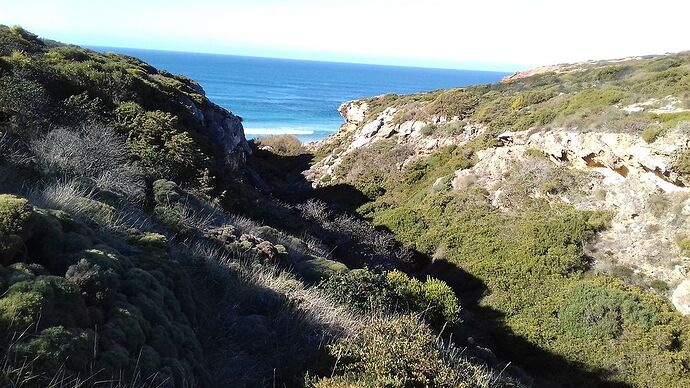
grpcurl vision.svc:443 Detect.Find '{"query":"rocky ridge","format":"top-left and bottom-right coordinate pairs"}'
top-left (306, 99), bottom-right (483, 183)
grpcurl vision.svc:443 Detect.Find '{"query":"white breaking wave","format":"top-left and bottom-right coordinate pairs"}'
top-left (244, 128), bottom-right (316, 136)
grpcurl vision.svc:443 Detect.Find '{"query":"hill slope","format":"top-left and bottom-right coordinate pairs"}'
top-left (0, 26), bottom-right (519, 387)
top-left (308, 51), bottom-right (690, 387)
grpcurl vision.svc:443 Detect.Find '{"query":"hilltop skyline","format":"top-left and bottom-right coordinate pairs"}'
top-left (1, 1), bottom-right (689, 71)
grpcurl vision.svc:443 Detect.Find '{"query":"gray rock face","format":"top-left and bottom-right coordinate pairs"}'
top-left (174, 88), bottom-right (250, 163)
top-left (200, 101), bottom-right (251, 158)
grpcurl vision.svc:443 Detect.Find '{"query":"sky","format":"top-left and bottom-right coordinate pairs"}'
top-left (1, 0), bottom-right (689, 72)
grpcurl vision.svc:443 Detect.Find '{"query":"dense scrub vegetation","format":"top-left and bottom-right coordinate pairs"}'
top-left (0, 26), bottom-right (519, 387)
top-left (315, 52), bottom-right (690, 387)
top-left (0, 25), bottom-right (243, 191)
top-left (321, 268), bottom-right (460, 327)
top-left (6, 23), bottom-right (690, 387)
top-left (360, 52), bottom-right (690, 151)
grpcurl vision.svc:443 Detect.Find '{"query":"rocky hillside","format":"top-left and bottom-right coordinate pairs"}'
top-left (309, 52), bottom-right (690, 312)
top-left (308, 51), bottom-right (690, 386)
top-left (0, 25), bottom-right (248, 189)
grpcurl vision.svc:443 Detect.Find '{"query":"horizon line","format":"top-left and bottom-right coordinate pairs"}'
top-left (84, 43), bottom-right (521, 74)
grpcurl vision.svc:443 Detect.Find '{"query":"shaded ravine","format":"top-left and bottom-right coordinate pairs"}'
top-left (243, 143), bottom-right (633, 388)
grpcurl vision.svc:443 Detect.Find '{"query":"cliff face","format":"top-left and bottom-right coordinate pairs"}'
top-left (189, 94), bottom-right (250, 160)
top-left (172, 77), bottom-right (248, 159)
top-left (308, 53), bottom-right (690, 314)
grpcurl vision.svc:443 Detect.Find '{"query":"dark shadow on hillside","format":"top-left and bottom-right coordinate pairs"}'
top-left (241, 146), bottom-right (633, 388)
top-left (422, 258), bottom-right (631, 388)
top-left (312, 184), bottom-right (370, 213)
top-left (190, 251), bottom-right (339, 387)
top-left (245, 147), bottom-right (315, 202)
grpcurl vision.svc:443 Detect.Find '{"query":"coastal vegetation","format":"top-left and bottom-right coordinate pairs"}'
top-left (311, 50), bottom-right (690, 387)
top-left (3, 23), bottom-right (690, 388)
top-left (0, 25), bottom-right (517, 387)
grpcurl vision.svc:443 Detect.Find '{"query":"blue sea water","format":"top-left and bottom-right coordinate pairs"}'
top-left (91, 47), bottom-right (509, 142)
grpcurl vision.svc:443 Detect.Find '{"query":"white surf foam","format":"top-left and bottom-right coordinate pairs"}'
top-left (244, 128), bottom-right (316, 136)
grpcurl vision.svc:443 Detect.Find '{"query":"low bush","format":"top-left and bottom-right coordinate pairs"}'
top-left (114, 102), bottom-right (198, 179)
top-left (559, 281), bottom-right (660, 339)
top-left (677, 238), bottom-right (690, 257)
top-left (420, 124), bottom-right (436, 136)
top-left (0, 194), bottom-right (33, 235)
top-left (334, 139), bottom-right (414, 200)
top-left (30, 124), bottom-right (144, 200)
top-left (321, 268), bottom-right (460, 326)
top-left (423, 88), bottom-right (480, 119)
top-left (642, 126), bottom-right (664, 142)
top-left (673, 149), bottom-right (690, 176)
top-left (318, 315), bottom-right (479, 387)
top-left (255, 135), bottom-right (304, 156)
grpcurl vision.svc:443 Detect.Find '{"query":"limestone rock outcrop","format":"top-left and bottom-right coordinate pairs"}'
top-left (310, 96), bottom-right (690, 314)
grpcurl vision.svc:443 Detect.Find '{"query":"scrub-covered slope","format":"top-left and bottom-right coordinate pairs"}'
top-left (0, 26), bottom-right (519, 387)
top-left (310, 51), bottom-right (690, 387)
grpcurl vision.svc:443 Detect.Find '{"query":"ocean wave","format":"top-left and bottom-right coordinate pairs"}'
top-left (244, 128), bottom-right (317, 135)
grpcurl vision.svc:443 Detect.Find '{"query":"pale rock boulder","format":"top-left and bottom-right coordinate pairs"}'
top-left (673, 280), bottom-right (690, 315)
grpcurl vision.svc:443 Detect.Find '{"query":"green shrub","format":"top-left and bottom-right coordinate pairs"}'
top-left (420, 277), bottom-right (461, 325)
top-left (511, 88), bottom-right (558, 111)
top-left (650, 279), bottom-right (670, 292)
top-left (74, 248), bottom-right (131, 274)
top-left (14, 326), bottom-right (94, 373)
top-left (423, 88), bottom-right (480, 119)
top-left (673, 149), bottom-right (690, 176)
top-left (0, 25), bottom-right (46, 56)
top-left (152, 179), bottom-right (181, 204)
top-left (644, 57), bottom-right (683, 72)
top-left (114, 102), bottom-right (198, 178)
top-left (65, 259), bottom-right (121, 306)
top-left (642, 126), bottom-right (664, 143)
top-left (420, 124), bottom-right (436, 136)
top-left (333, 140), bottom-right (413, 200)
top-left (320, 268), bottom-right (392, 311)
top-left (0, 281), bottom-right (43, 335)
top-left (294, 256), bottom-right (348, 283)
top-left (322, 268), bottom-right (460, 326)
top-left (524, 148), bottom-right (546, 158)
top-left (677, 238), bottom-right (690, 257)
top-left (563, 88), bottom-right (628, 113)
top-left (0, 276), bottom-right (90, 336)
top-left (657, 111), bottom-right (690, 130)
top-left (255, 135), bottom-right (304, 156)
top-left (559, 281), bottom-right (661, 339)
top-left (593, 65), bottom-right (629, 81)
top-left (0, 194), bottom-right (33, 236)
top-left (322, 315), bottom-right (465, 387)
top-left (0, 195), bottom-right (34, 265)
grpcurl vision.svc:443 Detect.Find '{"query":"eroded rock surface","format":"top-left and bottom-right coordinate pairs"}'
top-left (310, 97), bottom-right (690, 314)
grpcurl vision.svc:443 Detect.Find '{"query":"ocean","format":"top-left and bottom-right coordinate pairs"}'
top-left (90, 47), bottom-right (509, 142)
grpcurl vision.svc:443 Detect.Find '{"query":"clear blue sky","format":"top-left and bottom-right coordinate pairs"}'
top-left (1, 0), bottom-right (689, 72)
